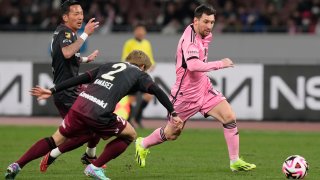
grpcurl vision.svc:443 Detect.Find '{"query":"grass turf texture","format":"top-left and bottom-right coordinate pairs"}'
top-left (1, 126), bottom-right (319, 180)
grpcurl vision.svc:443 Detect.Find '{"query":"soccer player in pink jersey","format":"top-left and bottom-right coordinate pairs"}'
top-left (135, 4), bottom-right (256, 172)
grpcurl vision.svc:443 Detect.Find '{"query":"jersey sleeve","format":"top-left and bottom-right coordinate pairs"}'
top-left (86, 67), bottom-right (99, 82)
top-left (137, 73), bottom-right (155, 92)
top-left (58, 29), bottom-right (73, 48)
top-left (188, 59), bottom-right (224, 72)
top-left (183, 43), bottom-right (200, 62)
top-left (51, 71), bottom-right (93, 94)
top-left (183, 43), bottom-right (223, 72)
top-left (148, 84), bottom-right (174, 113)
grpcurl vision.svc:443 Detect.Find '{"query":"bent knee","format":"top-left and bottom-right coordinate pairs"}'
top-left (164, 124), bottom-right (182, 141)
top-left (129, 131), bottom-right (137, 142)
top-left (123, 130), bottom-right (137, 143)
top-left (221, 113), bottom-right (236, 124)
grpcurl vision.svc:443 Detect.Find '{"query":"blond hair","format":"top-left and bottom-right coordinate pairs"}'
top-left (125, 50), bottom-right (151, 71)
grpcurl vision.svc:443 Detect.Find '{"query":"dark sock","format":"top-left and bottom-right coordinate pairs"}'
top-left (47, 156), bottom-right (56, 165)
top-left (58, 135), bottom-right (92, 153)
top-left (135, 99), bottom-right (149, 125)
top-left (92, 138), bottom-right (131, 167)
top-left (87, 134), bottom-right (100, 148)
top-left (16, 137), bottom-right (56, 168)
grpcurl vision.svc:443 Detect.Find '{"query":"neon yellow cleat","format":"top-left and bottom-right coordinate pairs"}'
top-left (135, 137), bottom-right (150, 168)
top-left (230, 158), bottom-right (256, 172)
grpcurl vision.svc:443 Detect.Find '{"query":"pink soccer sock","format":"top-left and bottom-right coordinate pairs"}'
top-left (142, 127), bottom-right (166, 148)
top-left (223, 123), bottom-right (239, 161)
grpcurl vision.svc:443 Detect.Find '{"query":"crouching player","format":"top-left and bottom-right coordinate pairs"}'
top-left (5, 50), bottom-right (183, 180)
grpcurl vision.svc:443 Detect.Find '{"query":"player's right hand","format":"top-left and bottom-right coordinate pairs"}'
top-left (29, 86), bottom-right (52, 101)
top-left (84, 18), bottom-right (100, 36)
top-left (221, 58), bottom-right (234, 68)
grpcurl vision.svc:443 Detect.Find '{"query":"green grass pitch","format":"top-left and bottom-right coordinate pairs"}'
top-left (1, 126), bottom-right (319, 179)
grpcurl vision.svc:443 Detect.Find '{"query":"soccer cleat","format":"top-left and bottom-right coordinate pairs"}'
top-left (5, 163), bottom-right (21, 180)
top-left (40, 152), bottom-right (56, 172)
top-left (230, 158), bottom-right (256, 172)
top-left (84, 164), bottom-right (110, 180)
top-left (135, 137), bottom-right (150, 168)
top-left (81, 153), bottom-right (107, 169)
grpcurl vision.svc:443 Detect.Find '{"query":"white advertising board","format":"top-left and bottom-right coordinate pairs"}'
top-left (0, 62), bottom-right (32, 115)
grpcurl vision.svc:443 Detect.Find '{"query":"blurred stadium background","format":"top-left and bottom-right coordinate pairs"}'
top-left (1, 1), bottom-right (320, 179)
top-left (1, 0), bottom-right (319, 121)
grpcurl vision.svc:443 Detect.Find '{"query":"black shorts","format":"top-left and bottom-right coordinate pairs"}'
top-left (59, 109), bottom-right (127, 139)
top-left (54, 101), bottom-right (73, 119)
top-left (53, 92), bottom-right (77, 118)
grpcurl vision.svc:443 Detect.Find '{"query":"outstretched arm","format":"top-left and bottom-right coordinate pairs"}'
top-left (30, 86), bottom-right (52, 100)
top-left (147, 84), bottom-right (183, 125)
top-left (184, 43), bottom-right (234, 72)
top-left (62, 18), bottom-right (99, 59)
top-left (187, 58), bottom-right (234, 72)
top-left (81, 50), bottom-right (99, 63)
top-left (30, 69), bottom-right (98, 100)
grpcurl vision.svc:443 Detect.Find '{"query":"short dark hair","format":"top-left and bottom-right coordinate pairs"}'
top-left (194, 4), bottom-right (216, 19)
top-left (133, 22), bottom-right (146, 30)
top-left (60, 0), bottom-right (81, 16)
top-left (59, 0), bottom-right (81, 23)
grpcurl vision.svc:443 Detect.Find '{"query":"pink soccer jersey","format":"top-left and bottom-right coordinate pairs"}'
top-left (170, 24), bottom-right (223, 102)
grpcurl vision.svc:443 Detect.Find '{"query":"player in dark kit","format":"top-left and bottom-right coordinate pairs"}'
top-left (48, 0), bottom-right (102, 171)
top-left (5, 50), bottom-right (183, 180)
top-left (51, 0), bottom-right (99, 118)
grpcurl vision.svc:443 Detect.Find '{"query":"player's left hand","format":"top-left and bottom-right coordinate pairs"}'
top-left (29, 86), bottom-right (52, 101)
top-left (221, 58), bottom-right (234, 68)
top-left (87, 50), bottom-right (99, 62)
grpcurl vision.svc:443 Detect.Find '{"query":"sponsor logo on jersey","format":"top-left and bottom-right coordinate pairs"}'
top-left (188, 50), bottom-right (198, 55)
top-left (63, 39), bottom-right (72, 44)
top-left (79, 92), bottom-right (108, 108)
top-left (65, 32), bottom-right (71, 39)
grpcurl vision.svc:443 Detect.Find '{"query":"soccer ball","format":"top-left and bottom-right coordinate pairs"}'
top-left (282, 155), bottom-right (309, 179)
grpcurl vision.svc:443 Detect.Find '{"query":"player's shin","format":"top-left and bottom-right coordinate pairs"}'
top-left (16, 137), bottom-right (57, 168)
top-left (143, 127), bottom-right (167, 148)
top-left (92, 138), bottom-right (131, 167)
top-left (86, 134), bottom-right (100, 157)
top-left (223, 121), bottom-right (239, 162)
